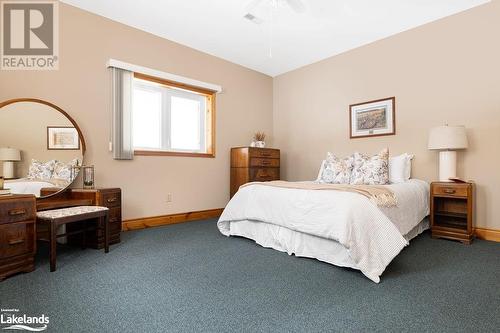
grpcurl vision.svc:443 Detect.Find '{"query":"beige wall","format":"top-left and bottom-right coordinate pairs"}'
top-left (1, 2), bottom-right (498, 229)
top-left (273, 1), bottom-right (500, 229)
top-left (0, 3), bottom-right (273, 219)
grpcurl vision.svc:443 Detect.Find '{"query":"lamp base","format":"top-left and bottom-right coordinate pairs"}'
top-left (439, 151), bottom-right (457, 182)
top-left (2, 161), bottom-right (15, 179)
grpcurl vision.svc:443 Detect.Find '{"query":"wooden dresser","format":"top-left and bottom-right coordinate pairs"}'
top-left (230, 147), bottom-right (280, 198)
top-left (430, 182), bottom-right (475, 244)
top-left (40, 188), bottom-right (122, 249)
top-left (0, 194), bottom-right (36, 281)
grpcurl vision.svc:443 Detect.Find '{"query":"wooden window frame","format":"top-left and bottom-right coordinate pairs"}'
top-left (132, 72), bottom-right (216, 158)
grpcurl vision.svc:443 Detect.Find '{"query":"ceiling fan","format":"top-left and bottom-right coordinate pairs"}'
top-left (246, 0), bottom-right (306, 15)
top-left (244, 0), bottom-right (306, 58)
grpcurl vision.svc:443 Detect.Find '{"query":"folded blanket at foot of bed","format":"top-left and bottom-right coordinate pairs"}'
top-left (240, 181), bottom-right (398, 207)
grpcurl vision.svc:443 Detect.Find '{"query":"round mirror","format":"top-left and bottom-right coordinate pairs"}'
top-left (0, 98), bottom-right (85, 198)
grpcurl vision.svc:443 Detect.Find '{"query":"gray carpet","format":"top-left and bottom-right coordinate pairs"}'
top-left (1, 219), bottom-right (499, 333)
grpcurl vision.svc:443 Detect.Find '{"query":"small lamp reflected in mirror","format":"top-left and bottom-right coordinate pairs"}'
top-left (0, 147), bottom-right (21, 179)
top-left (83, 165), bottom-right (95, 189)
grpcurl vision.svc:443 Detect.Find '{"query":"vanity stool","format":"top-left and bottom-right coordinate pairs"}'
top-left (36, 206), bottom-right (110, 272)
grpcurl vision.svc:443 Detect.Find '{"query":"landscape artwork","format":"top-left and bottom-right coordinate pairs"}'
top-left (350, 97), bottom-right (395, 138)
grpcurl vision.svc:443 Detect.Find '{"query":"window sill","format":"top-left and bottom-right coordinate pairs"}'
top-left (134, 150), bottom-right (215, 158)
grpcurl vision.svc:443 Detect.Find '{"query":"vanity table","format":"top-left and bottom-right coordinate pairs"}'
top-left (0, 98), bottom-right (119, 280)
top-left (40, 188), bottom-right (122, 249)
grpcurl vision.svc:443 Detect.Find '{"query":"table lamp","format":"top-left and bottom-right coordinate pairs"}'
top-left (428, 125), bottom-right (468, 181)
top-left (0, 148), bottom-right (21, 179)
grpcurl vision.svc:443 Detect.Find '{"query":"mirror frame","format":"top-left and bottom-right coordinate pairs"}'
top-left (0, 98), bottom-right (86, 200)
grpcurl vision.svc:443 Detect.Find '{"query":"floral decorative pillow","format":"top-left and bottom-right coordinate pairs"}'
top-left (350, 148), bottom-right (390, 185)
top-left (27, 159), bottom-right (56, 181)
top-left (53, 159), bottom-right (80, 182)
top-left (318, 153), bottom-right (354, 184)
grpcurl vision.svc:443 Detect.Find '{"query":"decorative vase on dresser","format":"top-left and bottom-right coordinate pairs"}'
top-left (230, 147), bottom-right (280, 198)
top-left (0, 194), bottom-right (36, 281)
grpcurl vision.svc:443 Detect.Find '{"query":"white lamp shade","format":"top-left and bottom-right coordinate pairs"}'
top-left (428, 125), bottom-right (468, 150)
top-left (0, 148), bottom-right (21, 161)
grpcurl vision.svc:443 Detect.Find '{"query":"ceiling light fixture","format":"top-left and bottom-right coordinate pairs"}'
top-left (244, 0), bottom-right (306, 59)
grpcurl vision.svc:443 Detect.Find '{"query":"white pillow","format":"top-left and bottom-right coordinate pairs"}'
top-left (389, 153), bottom-right (414, 183)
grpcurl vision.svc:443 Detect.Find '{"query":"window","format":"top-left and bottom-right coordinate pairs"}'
top-left (132, 73), bottom-right (215, 157)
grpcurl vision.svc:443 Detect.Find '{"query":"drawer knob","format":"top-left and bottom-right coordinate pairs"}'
top-left (8, 208), bottom-right (26, 216)
top-left (260, 153), bottom-right (271, 157)
top-left (8, 239), bottom-right (25, 245)
top-left (107, 197), bottom-right (118, 203)
top-left (443, 188), bottom-right (456, 194)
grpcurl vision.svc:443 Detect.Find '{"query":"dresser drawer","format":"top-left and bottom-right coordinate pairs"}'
top-left (249, 148), bottom-right (280, 159)
top-left (108, 207), bottom-right (121, 223)
top-left (0, 199), bottom-right (35, 224)
top-left (432, 184), bottom-right (468, 197)
top-left (0, 221), bottom-right (35, 259)
top-left (250, 168), bottom-right (279, 182)
top-left (250, 158), bottom-right (280, 167)
top-left (101, 191), bottom-right (121, 208)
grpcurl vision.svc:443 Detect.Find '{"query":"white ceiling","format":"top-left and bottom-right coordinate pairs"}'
top-left (61, 0), bottom-right (489, 77)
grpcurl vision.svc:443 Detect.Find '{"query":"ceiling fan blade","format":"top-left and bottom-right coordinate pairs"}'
top-left (286, 0), bottom-right (306, 13)
top-left (246, 0), bottom-right (265, 13)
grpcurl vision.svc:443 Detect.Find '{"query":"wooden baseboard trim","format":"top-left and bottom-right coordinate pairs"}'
top-left (122, 208), bottom-right (224, 231)
top-left (475, 228), bottom-right (500, 242)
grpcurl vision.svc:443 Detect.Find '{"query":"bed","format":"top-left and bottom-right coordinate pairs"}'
top-left (218, 179), bottom-right (429, 283)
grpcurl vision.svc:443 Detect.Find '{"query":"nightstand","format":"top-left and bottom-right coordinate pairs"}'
top-left (430, 182), bottom-right (474, 244)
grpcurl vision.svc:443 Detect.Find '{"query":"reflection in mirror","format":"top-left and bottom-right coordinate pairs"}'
top-left (0, 100), bottom-right (85, 198)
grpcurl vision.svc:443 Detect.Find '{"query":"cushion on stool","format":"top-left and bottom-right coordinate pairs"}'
top-left (37, 206), bottom-right (109, 220)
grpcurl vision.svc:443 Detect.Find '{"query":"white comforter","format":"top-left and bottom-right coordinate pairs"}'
top-left (4, 178), bottom-right (57, 196)
top-left (218, 179), bottom-right (429, 283)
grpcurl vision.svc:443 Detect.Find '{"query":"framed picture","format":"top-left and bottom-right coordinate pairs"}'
top-left (349, 97), bottom-right (395, 139)
top-left (47, 127), bottom-right (80, 150)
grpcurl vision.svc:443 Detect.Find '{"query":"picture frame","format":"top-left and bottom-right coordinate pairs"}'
top-left (349, 97), bottom-right (396, 139)
top-left (47, 126), bottom-right (80, 150)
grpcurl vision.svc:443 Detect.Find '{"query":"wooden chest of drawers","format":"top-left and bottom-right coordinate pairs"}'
top-left (0, 194), bottom-right (36, 281)
top-left (230, 147), bottom-right (280, 198)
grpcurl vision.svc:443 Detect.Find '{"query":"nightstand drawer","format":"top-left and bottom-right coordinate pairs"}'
top-left (432, 184), bottom-right (468, 197)
top-left (250, 168), bottom-right (279, 182)
top-left (250, 158), bottom-right (280, 167)
top-left (0, 199), bottom-right (35, 224)
top-left (0, 221), bottom-right (35, 259)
